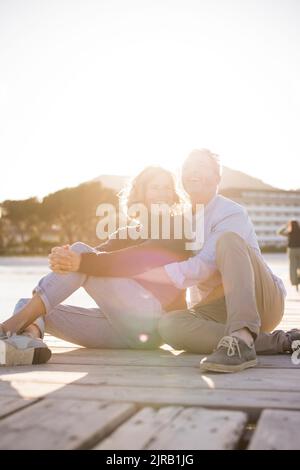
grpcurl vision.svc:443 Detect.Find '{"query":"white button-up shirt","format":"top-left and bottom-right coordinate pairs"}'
top-left (164, 194), bottom-right (286, 303)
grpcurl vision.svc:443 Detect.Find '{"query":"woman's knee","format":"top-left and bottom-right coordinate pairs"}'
top-left (13, 298), bottom-right (31, 315)
top-left (70, 241), bottom-right (95, 255)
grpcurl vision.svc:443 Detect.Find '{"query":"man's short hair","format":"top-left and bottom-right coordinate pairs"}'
top-left (185, 148), bottom-right (222, 178)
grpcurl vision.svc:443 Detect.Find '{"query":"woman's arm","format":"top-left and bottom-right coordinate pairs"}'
top-left (49, 236), bottom-right (189, 277)
top-left (278, 225), bottom-right (289, 236)
top-left (49, 226), bottom-right (144, 273)
top-left (78, 238), bottom-right (189, 277)
top-left (49, 217), bottom-right (190, 277)
top-left (94, 226), bottom-right (144, 252)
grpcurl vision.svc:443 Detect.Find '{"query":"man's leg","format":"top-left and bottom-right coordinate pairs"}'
top-left (158, 297), bottom-right (292, 355)
top-left (159, 232), bottom-right (290, 369)
top-left (158, 297), bottom-right (227, 354)
top-left (199, 231), bottom-right (285, 371)
top-left (216, 232), bottom-right (284, 337)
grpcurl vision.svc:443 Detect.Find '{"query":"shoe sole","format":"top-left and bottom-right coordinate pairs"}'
top-left (199, 358), bottom-right (258, 373)
top-left (0, 340), bottom-right (52, 366)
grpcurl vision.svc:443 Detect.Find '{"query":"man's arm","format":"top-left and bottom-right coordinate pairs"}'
top-left (136, 210), bottom-right (253, 289)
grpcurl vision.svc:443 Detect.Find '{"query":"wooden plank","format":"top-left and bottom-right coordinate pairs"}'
top-left (0, 366), bottom-right (89, 386)
top-left (0, 381), bottom-right (299, 420)
top-left (249, 409), bottom-right (300, 450)
top-left (1, 365), bottom-right (300, 392)
top-left (95, 406), bottom-right (181, 450)
top-left (48, 347), bottom-right (82, 354)
top-left (0, 396), bottom-right (39, 419)
top-left (44, 335), bottom-right (83, 350)
top-left (40, 387), bottom-right (300, 419)
top-left (0, 398), bottom-right (136, 450)
top-left (95, 406), bottom-right (247, 450)
top-left (49, 349), bottom-right (197, 367)
top-left (47, 349), bottom-right (299, 369)
top-left (0, 378), bottom-right (66, 397)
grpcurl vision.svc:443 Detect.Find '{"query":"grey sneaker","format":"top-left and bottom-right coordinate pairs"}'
top-left (284, 329), bottom-right (300, 352)
top-left (199, 335), bottom-right (257, 373)
top-left (0, 334), bottom-right (51, 366)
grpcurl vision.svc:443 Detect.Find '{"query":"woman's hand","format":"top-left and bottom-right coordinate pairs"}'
top-left (48, 245), bottom-right (81, 274)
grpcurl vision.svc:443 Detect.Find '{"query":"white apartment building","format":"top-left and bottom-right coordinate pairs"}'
top-left (221, 189), bottom-right (300, 248)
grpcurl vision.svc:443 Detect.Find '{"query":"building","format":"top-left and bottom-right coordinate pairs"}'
top-left (221, 188), bottom-right (300, 248)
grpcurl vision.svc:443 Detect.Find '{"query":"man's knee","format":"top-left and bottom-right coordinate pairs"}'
top-left (216, 231), bottom-right (245, 258)
top-left (70, 241), bottom-right (94, 255)
top-left (158, 311), bottom-right (187, 346)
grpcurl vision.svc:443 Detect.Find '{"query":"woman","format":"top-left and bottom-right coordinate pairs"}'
top-left (278, 220), bottom-right (300, 291)
top-left (0, 166), bottom-right (190, 366)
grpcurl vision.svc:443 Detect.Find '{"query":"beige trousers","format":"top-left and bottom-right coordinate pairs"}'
top-left (158, 232), bottom-right (286, 354)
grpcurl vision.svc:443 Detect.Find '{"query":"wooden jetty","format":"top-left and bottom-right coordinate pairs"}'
top-left (0, 258), bottom-right (299, 450)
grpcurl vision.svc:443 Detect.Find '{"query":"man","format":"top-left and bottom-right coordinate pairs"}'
top-left (134, 149), bottom-right (298, 372)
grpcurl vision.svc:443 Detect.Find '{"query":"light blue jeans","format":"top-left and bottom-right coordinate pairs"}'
top-left (13, 242), bottom-right (164, 349)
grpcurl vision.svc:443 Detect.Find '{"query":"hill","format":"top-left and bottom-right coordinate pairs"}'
top-left (94, 167), bottom-right (276, 193)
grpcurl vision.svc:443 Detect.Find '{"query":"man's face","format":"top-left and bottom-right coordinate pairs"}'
top-left (182, 155), bottom-right (220, 204)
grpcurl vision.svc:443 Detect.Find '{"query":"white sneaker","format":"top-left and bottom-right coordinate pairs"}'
top-left (0, 333), bottom-right (51, 366)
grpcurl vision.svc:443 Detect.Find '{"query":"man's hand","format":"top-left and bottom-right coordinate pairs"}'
top-left (48, 245), bottom-right (81, 274)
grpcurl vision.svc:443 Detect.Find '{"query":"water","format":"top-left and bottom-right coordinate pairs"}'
top-left (0, 253), bottom-right (292, 324)
top-left (0, 257), bottom-right (97, 322)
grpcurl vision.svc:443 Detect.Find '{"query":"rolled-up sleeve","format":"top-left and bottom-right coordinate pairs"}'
top-left (164, 210), bottom-right (249, 289)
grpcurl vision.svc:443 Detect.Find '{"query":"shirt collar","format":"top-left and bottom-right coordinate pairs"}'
top-left (204, 194), bottom-right (218, 214)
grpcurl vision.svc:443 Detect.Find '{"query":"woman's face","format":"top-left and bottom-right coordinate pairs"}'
top-left (144, 172), bottom-right (175, 209)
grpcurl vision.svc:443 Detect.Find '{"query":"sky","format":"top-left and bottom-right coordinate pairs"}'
top-left (0, 0), bottom-right (300, 201)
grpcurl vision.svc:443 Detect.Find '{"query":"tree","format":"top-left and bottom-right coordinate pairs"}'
top-left (41, 181), bottom-right (118, 245)
top-left (1, 198), bottom-right (41, 252)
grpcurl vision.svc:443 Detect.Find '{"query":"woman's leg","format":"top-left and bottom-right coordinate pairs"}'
top-left (82, 277), bottom-right (164, 349)
top-left (13, 300), bottom-right (136, 349)
top-left (296, 249), bottom-right (300, 288)
top-left (15, 290), bottom-right (162, 349)
top-left (1, 294), bottom-right (46, 336)
top-left (35, 251), bottom-right (165, 348)
top-left (1, 242), bottom-right (96, 335)
top-left (5, 241), bottom-right (164, 348)
top-left (288, 248), bottom-right (299, 286)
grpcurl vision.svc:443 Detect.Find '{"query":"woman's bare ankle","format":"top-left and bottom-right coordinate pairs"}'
top-left (23, 324), bottom-right (42, 339)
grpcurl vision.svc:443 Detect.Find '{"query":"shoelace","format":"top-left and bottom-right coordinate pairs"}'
top-left (217, 336), bottom-right (241, 358)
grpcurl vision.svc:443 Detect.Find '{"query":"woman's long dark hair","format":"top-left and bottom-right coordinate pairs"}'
top-left (289, 220), bottom-right (300, 234)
